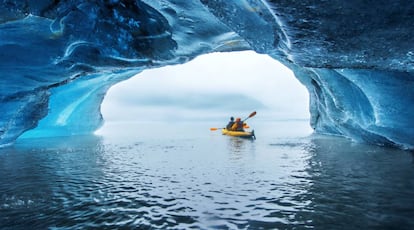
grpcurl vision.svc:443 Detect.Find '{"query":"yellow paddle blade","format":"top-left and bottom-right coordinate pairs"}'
top-left (210, 128), bottom-right (219, 131)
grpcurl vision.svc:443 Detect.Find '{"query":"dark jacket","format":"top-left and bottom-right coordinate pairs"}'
top-left (226, 121), bottom-right (235, 130)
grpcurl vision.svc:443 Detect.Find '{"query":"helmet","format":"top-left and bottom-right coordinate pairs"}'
top-left (230, 117), bottom-right (234, 121)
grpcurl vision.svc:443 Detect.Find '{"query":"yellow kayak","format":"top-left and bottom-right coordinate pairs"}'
top-left (221, 128), bottom-right (256, 139)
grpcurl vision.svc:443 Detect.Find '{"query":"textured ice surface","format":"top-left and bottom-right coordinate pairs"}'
top-left (0, 0), bottom-right (413, 149)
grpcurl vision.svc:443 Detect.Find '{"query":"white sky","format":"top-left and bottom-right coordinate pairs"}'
top-left (101, 51), bottom-right (309, 122)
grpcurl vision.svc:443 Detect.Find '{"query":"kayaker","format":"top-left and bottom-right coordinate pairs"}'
top-left (231, 117), bottom-right (245, 131)
top-left (226, 117), bottom-right (235, 130)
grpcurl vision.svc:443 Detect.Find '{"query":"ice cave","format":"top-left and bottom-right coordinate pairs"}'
top-left (0, 0), bottom-right (413, 149)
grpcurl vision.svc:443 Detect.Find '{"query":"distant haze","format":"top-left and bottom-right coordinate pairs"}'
top-left (101, 51), bottom-right (309, 122)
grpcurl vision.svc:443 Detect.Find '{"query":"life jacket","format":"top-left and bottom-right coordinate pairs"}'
top-left (231, 121), bottom-right (244, 131)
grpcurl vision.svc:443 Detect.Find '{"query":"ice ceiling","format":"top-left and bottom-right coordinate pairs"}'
top-left (0, 0), bottom-right (413, 149)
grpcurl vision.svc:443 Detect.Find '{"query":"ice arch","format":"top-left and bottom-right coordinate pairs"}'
top-left (99, 51), bottom-right (309, 123)
top-left (0, 0), bottom-right (413, 149)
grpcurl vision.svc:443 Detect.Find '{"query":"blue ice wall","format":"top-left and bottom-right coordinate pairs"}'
top-left (20, 69), bottom-right (141, 139)
top-left (1, 0), bottom-right (414, 149)
top-left (292, 67), bottom-right (414, 148)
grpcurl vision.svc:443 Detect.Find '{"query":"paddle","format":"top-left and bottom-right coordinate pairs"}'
top-left (242, 111), bottom-right (257, 122)
top-left (210, 111), bottom-right (256, 131)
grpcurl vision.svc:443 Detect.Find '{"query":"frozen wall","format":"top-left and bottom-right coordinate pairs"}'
top-left (0, 0), bottom-right (413, 149)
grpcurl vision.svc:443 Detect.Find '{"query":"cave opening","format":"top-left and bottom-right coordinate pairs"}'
top-left (98, 51), bottom-right (310, 135)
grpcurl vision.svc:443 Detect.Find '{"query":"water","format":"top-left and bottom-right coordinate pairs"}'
top-left (1, 120), bottom-right (413, 229)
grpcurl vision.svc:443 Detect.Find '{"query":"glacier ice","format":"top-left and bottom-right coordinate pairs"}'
top-left (0, 0), bottom-right (414, 149)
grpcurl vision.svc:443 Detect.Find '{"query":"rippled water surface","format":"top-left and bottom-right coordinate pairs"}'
top-left (1, 121), bottom-right (413, 229)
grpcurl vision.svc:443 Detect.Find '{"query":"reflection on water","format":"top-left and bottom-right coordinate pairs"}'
top-left (0, 121), bottom-right (413, 229)
top-left (226, 137), bottom-right (256, 156)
